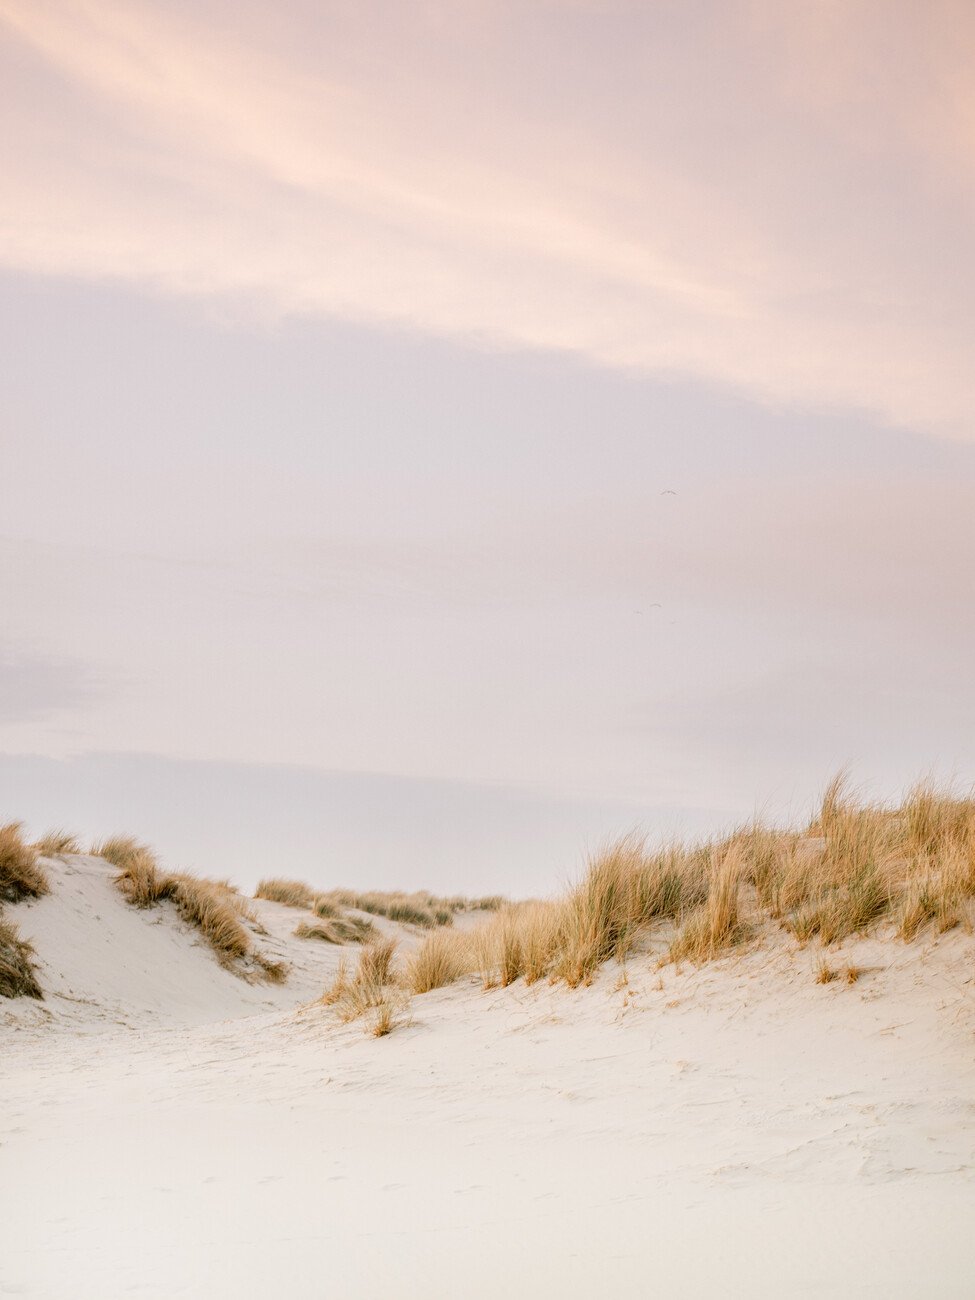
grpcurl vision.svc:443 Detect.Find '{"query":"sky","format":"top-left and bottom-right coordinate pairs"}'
top-left (3, 1), bottom-right (975, 893)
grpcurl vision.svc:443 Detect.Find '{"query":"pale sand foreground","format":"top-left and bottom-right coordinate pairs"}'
top-left (1, 856), bottom-right (974, 1298)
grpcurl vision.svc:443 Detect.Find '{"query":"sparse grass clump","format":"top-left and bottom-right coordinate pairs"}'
top-left (898, 875), bottom-right (960, 940)
top-left (322, 938), bottom-right (399, 1028)
top-left (668, 846), bottom-right (748, 965)
top-left (370, 996), bottom-right (402, 1037)
top-left (815, 958), bottom-right (838, 984)
top-left (317, 889), bottom-right (504, 929)
top-left (0, 917), bottom-right (43, 999)
top-left (33, 830), bottom-right (81, 857)
top-left (107, 841), bottom-right (168, 908)
top-left (471, 901), bottom-right (564, 989)
top-left (94, 834), bottom-right (284, 981)
top-left (294, 914), bottom-right (375, 944)
top-left (358, 936), bottom-right (396, 986)
top-left (343, 892), bottom-right (442, 928)
top-left (255, 878), bottom-right (318, 909)
top-left (166, 873), bottom-right (251, 964)
top-left (445, 772), bottom-right (975, 993)
top-left (406, 929), bottom-right (473, 994)
top-left (0, 823), bottom-right (49, 902)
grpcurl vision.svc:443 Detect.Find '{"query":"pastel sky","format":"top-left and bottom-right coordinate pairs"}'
top-left (3, 1), bottom-right (975, 893)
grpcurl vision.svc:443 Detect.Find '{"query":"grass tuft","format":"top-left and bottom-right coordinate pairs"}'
top-left (0, 916), bottom-right (43, 999)
top-left (254, 878), bottom-right (317, 909)
top-left (405, 929), bottom-right (473, 994)
top-left (0, 823), bottom-right (49, 902)
top-left (316, 889), bottom-right (503, 929)
top-left (294, 915), bottom-right (375, 944)
top-left (815, 958), bottom-right (838, 984)
top-left (668, 846), bottom-right (747, 964)
top-left (322, 938), bottom-right (398, 1023)
top-left (370, 996), bottom-right (402, 1037)
top-left (94, 834), bottom-right (284, 980)
top-left (33, 830), bottom-right (81, 857)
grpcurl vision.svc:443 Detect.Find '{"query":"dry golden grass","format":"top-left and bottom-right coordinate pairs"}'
top-left (0, 822), bottom-right (50, 902)
top-left (255, 954), bottom-right (290, 983)
top-left (402, 773), bottom-right (975, 996)
top-left (294, 914), bottom-right (375, 945)
top-left (815, 958), bottom-right (838, 984)
top-left (898, 875), bottom-right (960, 940)
top-left (33, 830), bottom-right (81, 857)
top-left (668, 845), bottom-right (748, 964)
top-left (317, 888), bottom-right (504, 929)
top-left (341, 891), bottom-right (445, 927)
top-left (256, 880), bottom-right (500, 932)
top-left (844, 964), bottom-right (863, 984)
top-left (166, 873), bottom-right (251, 964)
top-left (108, 842), bottom-right (167, 908)
top-left (320, 956), bottom-right (351, 1007)
top-left (94, 834), bottom-right (284, 980)
top-left (254, 878), bottom-right (318, 908)
top-left (255, 880), bottom-right (381, 943)
top-left (471, 901), bottom-right (565, 989)
top-left (405, 929), bottom-right (474, 994)
top-left (0, 916), bottom-right (43, 999)
top-left (322, 938), bottom-right (398, 1024)
top-left (370, 996), bottom-right (400, 1037)
top-left (359, 936), bottom-right (396, 985)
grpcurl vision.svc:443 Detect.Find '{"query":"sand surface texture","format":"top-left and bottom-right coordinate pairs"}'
top-left (2, 855), bottom-right (973, 1298)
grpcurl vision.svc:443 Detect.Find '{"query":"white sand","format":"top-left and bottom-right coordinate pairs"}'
top-left (1, 855), bottom-right (974, 1298)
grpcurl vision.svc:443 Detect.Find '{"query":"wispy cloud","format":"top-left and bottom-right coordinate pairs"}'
top-left (2, 1), bottom-right (974, 432)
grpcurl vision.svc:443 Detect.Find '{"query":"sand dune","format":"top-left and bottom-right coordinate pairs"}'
top-left (1, 851), bottom-right (974, 1297)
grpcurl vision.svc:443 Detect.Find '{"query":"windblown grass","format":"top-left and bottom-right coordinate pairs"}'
top-left (398, 772), bottom-right (975, 1002)
top-left (255, 878), bottom-right (317, 909)
top-left (406, 929), bottom-right (474, 994)
top-left (669, 845), bottom-right (748, 964)
top-left (370, 996), bottom-right (402, 1037)
top-left (0, 823), bottom-right (49, 902)
top-left (328, 891), bottom-right (446, 928)
top-left (0, 917), bottom-right (43, 999)
top-left (322, 938), bottom-right (399, 1029)
top-left (815, 958), bottom-right (838, 984)
top-left (94, 835), bottom-right (285, 980)
top-left (318, 888), bottom-right (503, 929)
top-left (471, 901), bottom-right (564, 989)
top-left (33, 830), bottom-right (81, 857)
top-left (294, 915), bottom-right (375, 944)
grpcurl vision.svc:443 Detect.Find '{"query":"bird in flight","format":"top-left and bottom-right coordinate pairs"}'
top-left (660, 489), bottom-right (677, 495)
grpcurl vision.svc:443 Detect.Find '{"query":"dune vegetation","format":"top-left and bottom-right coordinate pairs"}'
top-left (321, 937), bottom-right (404, 1035)
top-left (255, 878), bottom-right (319, 909)
top-left (32, 830), bottom-right (82, 857)
top-left (294, 916), bottom-right (375, 944)
top-left (0, 916), bottom-right (43, 999)
top-left (313, 774), bottom-right (975, 1034)
top-left (0, 822), bottom-right (50, 903)
top-left (257, 876), bottom-right (505, 943)
top-left (0, 823), bottom-right (47, 999)
top-left (316, 888), bottom-right (504, 929)
top-left (94, 836), bottom-right (287, 982)
top-left (5, 772), bottom-right (974, 1018)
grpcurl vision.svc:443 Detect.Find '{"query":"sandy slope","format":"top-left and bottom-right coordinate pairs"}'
top-left (1, 856), bottom-right (974, 1298)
